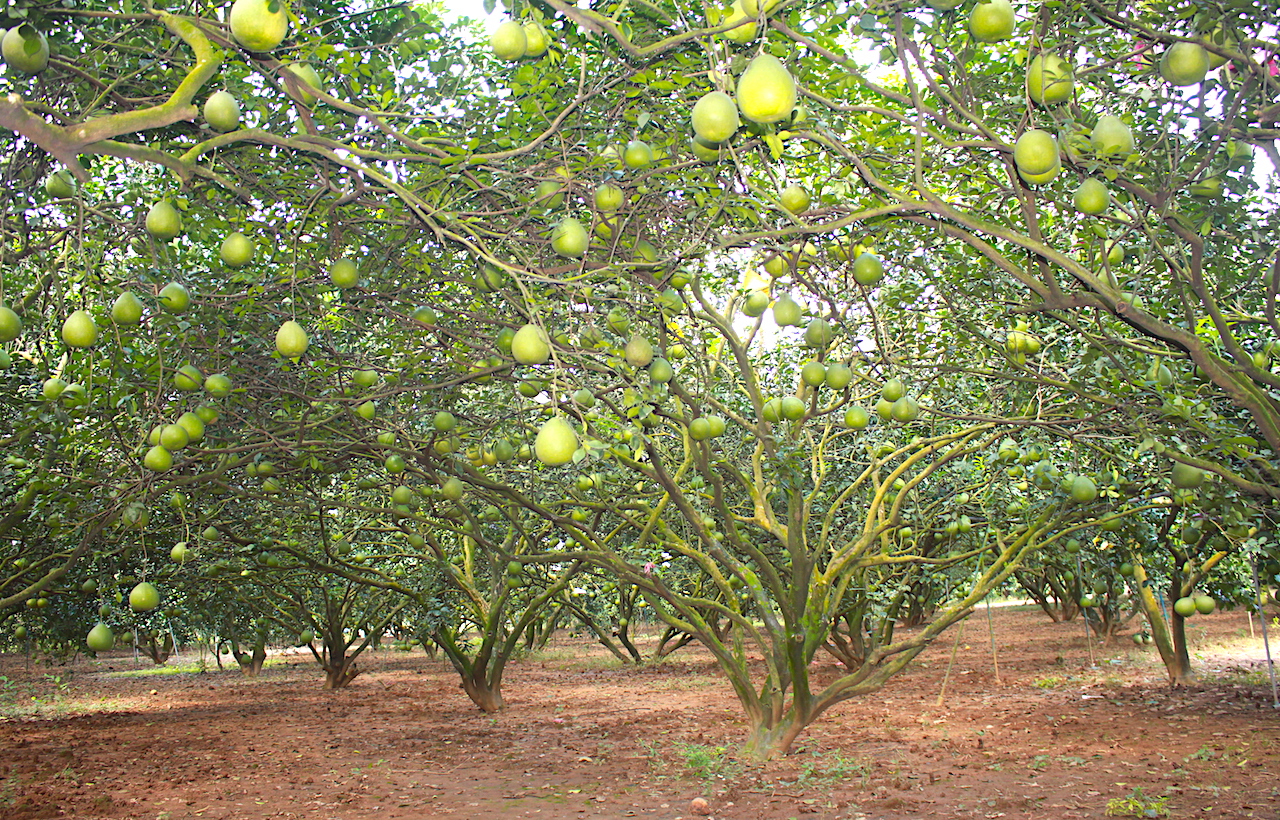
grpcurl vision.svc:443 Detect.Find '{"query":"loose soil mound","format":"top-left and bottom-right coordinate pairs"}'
top-left (1, 606), bottom-right (1277, 819)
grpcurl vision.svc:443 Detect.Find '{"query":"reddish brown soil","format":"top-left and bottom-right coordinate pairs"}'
top-left (2, 606), bottom-right (1278, 819)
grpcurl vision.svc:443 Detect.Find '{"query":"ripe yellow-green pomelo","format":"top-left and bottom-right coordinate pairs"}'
top-left (1013, 129), bottom-right (1058, 176)
top-left (1172, 596), bottom-right (1197, 618)
top-left (159, 282), bottom-right (191, 313)
top-left (772, 293), bottom-right (802, 326)
top-left (2, 25), bottom-right (49, 74)
top-left (1194, 595), bottom-right (1216, 615)
top-left (625, 334), bottom-right (655, 367)
top-left (204, 91), bottom-right (241, 132)
top-left (969, 0), bottom-right (1014, 42)
top-left (844, 406), bottom-right (870, 429)
top-left (890, 396), bottom-right (920, 422)
top-left (853, 253), bottom-right (884, 286)
top-left (220, 232), bottom-right (255, 267)
top-left (594, 183), bottom-right (624, 212)
top-left (535, 416), bottom-right (578, 466)
top-left (523, 21), bottom-right (549, 57)
top-left (762, 398), bottom-right (782, 422)
top-left (491, 20), bottom-right (527, 60)
top-left (882, 377), bottom-right (906, 401)
top-left (649, 357), bottom-right (674, 384)
top-left (801, 361), bottom-right (826, 387)
top-left (551, 217), bottom-right (588, 258)
top-left (825, 363), bottom-right (853, 389)
top-left (144, 445), bottom-right (173, 472)
top-left (283, 62), bottom-right (322, 106)
top-left (511, 323), bottom-right (551, 364)
top-left (691, 90), bottom-right (740, 144)
top-left (129, 581), bottom-right (161, 612)
top-left (1160, 41), bottom-right (1209, 86)
top-left (719, 0), bottom-right (757, 45)
top-left (623, 140), bottom-right (654, 170)
top-left (146, 201), bottom-right (183, 242)
top-left (0, 304), bottom-right (23, 342)
top-left (176, 411), bottom-right (205, 442)
top-left (62, 309), bottom-right (98, 348)
top-left (689, 417), bottom-right (713, 441)
top-left (42, 377), bottom-right (67, 401)
top-left (1026, 54), bottom-right (1074, 105)
top-left (174, 363), bottom-right (203, 391)
top-left (1069, 475), bottom-right (1097, 503)
top-left (804, 317), bottom-right (833, 349)
top-left (1073, 178), bottom-right (1110, 215)
top-left (1201, 26), bottom-right (1235, 69)
top-left (737, 54), bottom-right (796, 125)
top-left (1091, 115), bottom-right (1134, 159)
top-left (1018, 157), bottom-right (1060, 185)
top-left (329, 258), bottom-right (358, 288)
top-left (743, 291), bottom-right (770, 317)
top-left (691, 136), bottom-right (724, 163)
top-left (741, 0), bottom-right (780, 14)
top-left (45, 169), bottom-right (76, 198)
top-left (276, 319), bottom-right (309, 358)
top-left (230, 0), bottom-right (289, 52)
top-left (1171, 460), bottom-right (1206, 489)
top-left (86, 623), bottom-right (114, 652)
top-left (159, 424), bottom-right (190, 451)
top-left (1189, 175), bottom-right (1222, 198)
top-left (111, 291), bottom-right (144, 324)
top-left (780, 184), bottom-right (810, 215)
top-left (204, 372), bottom-right (232, 397)
top-left (780, 396), bottom-right (806, 421)
top-left (433, 411), bottom-right (457, 432)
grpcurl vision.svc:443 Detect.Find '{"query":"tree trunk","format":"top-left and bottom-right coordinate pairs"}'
top-left (231, 637), bottom-right (267, 676)
top-left (460, 671), bottom-right (504, 712)
top-left (323, 659), bottom-right (360, 689)
top-left (1130, 563), bottom-right (1193, 685)
top-left (740, 712), bottom-right (808, 760)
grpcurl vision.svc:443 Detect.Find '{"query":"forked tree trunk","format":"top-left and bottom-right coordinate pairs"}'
top-left (323, 658), bottom-right (360, 689)
top-left (1131, 563), bottom-right (1193, 685)
top-left (231, 637), bottom-right (267, 676)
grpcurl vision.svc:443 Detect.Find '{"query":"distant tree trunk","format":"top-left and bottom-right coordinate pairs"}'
top-left (140, 632), bottom-right (174, 665)
top-left (654, 626), bottom-right (695, 659)
top-left (231, 636), bottom-right (267, 676)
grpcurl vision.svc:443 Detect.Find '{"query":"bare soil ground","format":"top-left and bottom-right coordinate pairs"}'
top-left (2, 605), bottom-right (1278, 820)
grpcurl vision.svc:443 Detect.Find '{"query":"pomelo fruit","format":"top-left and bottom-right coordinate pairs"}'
top-left (158, 282), bottom-right (191, 312)
top-left (204, 91), bottom-right (241, 132)
top-left (1073, 178), bottom-right (1110, 215)
top-left (691, 90), bottom-right (740, 143)
top-left (491, 20), bottom-right (527, 60)
top-left (511, 323), bottom-right (551, 364)
top-left (275, 319), bottom-right (309, 358)
top-left (2, 25), bottom-right (49, 74)
top-left (146, 201), bottom-right (183, 242)
top-left (45, 170), bottom-right (75, 198)
top-left (220, 232), bottom-right (254, 267)
top-left (0, 305), bottom-right (21, 341)
top-left (969, 0), bottom-right (1014, 42)
top-left (853, 253), bottom-right (884, 286)
top-left (1160, 41), bottom-right (1209, 86)
top-left (535, 417), bottom-right (577, 466)
top-left (772, 293), bottom-right (802, 326)
top-left (1026, 53), bottom-right (1074, 105)
top-left (551, 217), bottom-right (588, 257)
top-left (1013, 129), bottom-right (1058, 176)
top-left (737, 54), bottom-right (796, 125)
top-left (329, 258), bottom-right (358, 288)
top-left (111, 292), bottom-right (144, 324)
top-left (780, 184), bottom-right (810, 215)
top-left (86, 623), bottom-right (115, 652)
top-left (61, 309), bottom-right (98, 348)
top-left (230, 0), bottom-right (289, 52)
top-left (1091, 115), bottom-right (1134, 159)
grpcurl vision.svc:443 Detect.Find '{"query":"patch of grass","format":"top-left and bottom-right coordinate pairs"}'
top-left (1105, 787), bottom-right (1170, 817)
top-left (674, 742), bottom-right (740, 780)
top-left (773, 751), bottom-right (871, 789)
top-left (1033, 675), bottom-right (1065, 689)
